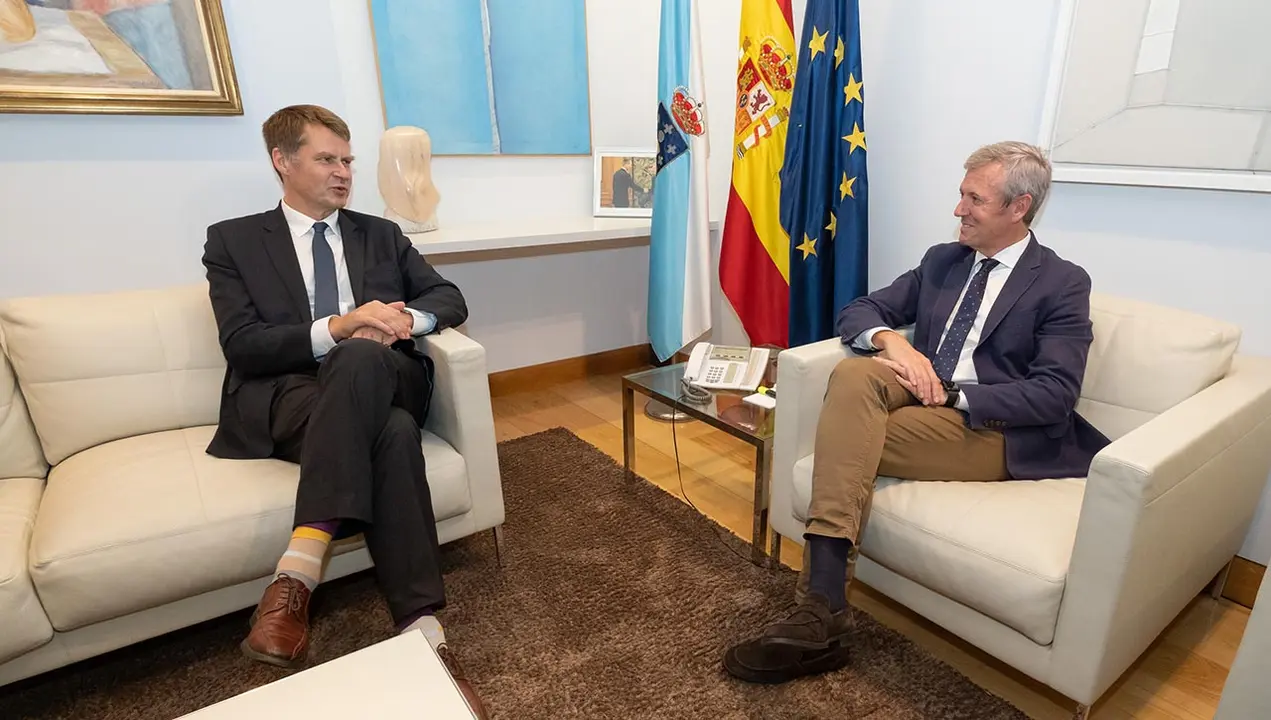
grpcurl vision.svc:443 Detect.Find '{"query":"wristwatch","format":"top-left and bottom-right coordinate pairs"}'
top-left (941, 378), bottom-right (960, 408)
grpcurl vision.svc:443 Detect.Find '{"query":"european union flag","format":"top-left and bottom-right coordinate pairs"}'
top-left (779, 0), bottom-right (868, 347)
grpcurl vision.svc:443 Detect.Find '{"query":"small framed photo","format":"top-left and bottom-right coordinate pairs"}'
top-left (594, 148), bottom-right (656, 217)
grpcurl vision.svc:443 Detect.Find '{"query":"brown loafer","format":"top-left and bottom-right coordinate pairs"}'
top-left (437, 643), bottom-right (489, 719)
top-left (723, 638), bottom-right (850, 684)
top-left (241, 574), bottom-right (311, 669)
top-left (758, 592), bottom-right (853, 651)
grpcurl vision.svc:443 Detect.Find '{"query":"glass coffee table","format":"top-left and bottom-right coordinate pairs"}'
top-left (621, 363), bottom-right (776, 565)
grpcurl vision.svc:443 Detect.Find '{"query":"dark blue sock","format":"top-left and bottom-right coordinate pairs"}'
top-left (806, 535), bottom-right (852, 611)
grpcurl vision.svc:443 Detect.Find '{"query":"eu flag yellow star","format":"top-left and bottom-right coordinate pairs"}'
top-left (842, 122), bottom-right (867, 154)
top-left (796, 234), bottom-right (817, 260)
top-left (834, 37), bottom-right (844, 68)
top-left (843, 73), bottom-right (863, 106)
top-left (826, 211), bottom-right (837, 237)
top-left (808, 27), bottom-right (828, 60)
top-left (839, 173), bottom-right (856, 200)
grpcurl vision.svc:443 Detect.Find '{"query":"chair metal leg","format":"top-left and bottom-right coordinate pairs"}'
top-left (768, 530), bottom-right (782, 569)
top-left (1211, 557), bottom-right (1233, 600)
top-left (492, 525), bottom-right (505, 568)
top-left (1072, 703), bottom-right (1090, 720)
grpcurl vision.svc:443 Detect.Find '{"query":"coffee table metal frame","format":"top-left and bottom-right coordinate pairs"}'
top-left (621, 363), bottom-right (777, 566)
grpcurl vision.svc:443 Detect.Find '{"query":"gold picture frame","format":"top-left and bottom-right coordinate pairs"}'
top-left (0, 0), bottom-right (240, 115)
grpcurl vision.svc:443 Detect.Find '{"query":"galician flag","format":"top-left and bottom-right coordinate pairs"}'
top-left (719, 0), bottom-right (797, 348)
top-left (649, 0), bottom-right (711, 363)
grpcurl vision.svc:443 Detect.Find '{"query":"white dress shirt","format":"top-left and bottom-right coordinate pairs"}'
top-left (280, 201), bottom-right (435, 359)
top-left (855, 233), bottom-right (1031, 412)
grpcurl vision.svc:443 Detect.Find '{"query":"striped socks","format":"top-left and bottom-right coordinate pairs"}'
top-left (274, 521), bottom-right (338, 591)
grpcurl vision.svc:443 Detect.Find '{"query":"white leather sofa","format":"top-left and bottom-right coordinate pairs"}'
top-left (768, 293), bottom-right (1271, 718)
top-left (0, 283), bottom-right (504, 687)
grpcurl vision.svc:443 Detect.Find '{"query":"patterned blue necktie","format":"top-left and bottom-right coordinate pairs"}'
top-left (931, 258), bottom-right (999, 381)
top-left (311, 222), bottom-right (339, 319)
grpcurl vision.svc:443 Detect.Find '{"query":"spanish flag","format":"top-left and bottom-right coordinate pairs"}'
top-left (718, 0), bottom-right (796, 348)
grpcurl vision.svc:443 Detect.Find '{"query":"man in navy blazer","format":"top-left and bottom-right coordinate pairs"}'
top-left (725, 141), bottom-right (1110, 684)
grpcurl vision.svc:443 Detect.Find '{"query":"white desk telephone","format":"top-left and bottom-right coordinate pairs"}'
top-left (683, 343), bottom-right (771, 392)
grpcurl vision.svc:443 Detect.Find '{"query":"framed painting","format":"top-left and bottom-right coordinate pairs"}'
top-left (0, 0), bottom-right (240, 115)
top-left (368, 0), bottom-right (591, 156)
top-left (1039, 0), bottom-right (1271, 192)
top-left (594, 149), bottom-right (654, 218)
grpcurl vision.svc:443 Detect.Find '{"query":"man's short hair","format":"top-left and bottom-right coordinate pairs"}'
top-left (262, 104), bottom-right (350, 158)
top-left (964, 141), bottom-right (1052, 225)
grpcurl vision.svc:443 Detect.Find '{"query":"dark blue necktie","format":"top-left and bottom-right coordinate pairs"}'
top-left (932, 258), bottom-right (999, 381)
top-left (311, 221), bottom-right (339, 319)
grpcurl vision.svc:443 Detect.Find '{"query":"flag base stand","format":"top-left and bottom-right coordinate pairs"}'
top-left (644, 398), bottom-right (690, 422)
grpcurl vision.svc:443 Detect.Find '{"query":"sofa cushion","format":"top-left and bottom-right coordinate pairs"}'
top-left (29, 425), bottom-right (471, 631)
top-left (792, 455), bottom-right (1085, 645)
top-left (0, 335), bottom-right (47, 480)
top-left (1081, 293), bottom-right (1241, 440)
top-left (0, 284), bottom-right (225, 465)
top-left (0, 477), bottom-right (53, 663)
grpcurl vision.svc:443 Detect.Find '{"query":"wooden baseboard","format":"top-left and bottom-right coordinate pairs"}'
top-left (488, 344), bottom-right (655, 397)
top-left (1221, 556), bottom-right (1266, 609)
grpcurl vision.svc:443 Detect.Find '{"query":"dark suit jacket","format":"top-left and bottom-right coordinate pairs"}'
top-left (836, 234), bottom-right (1109, 479)
top-left (202, 205), bottom-right (468, 460)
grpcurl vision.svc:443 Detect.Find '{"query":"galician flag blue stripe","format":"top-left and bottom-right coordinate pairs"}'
top-left (650, 0), bottom-right (711, 363)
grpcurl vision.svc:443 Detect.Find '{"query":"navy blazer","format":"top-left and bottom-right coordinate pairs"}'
top-left (836, 234), bottom-right (1110, 480)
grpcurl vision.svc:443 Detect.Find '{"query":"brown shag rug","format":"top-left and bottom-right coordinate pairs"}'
top-left (0, 428), bottom-right (1027, 720)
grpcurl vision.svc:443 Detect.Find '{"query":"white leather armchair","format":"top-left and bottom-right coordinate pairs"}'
top-left (415, 327), bottom-right (506, 554)
top-left (768, 293), bottom-right (1271, 717)
top-left (0, 283), bottom-right (504, 687)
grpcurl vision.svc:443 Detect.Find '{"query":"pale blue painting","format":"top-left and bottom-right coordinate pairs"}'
top-left (369, 0), bottom-right (592, 156)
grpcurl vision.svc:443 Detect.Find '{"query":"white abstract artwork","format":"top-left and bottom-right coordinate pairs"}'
top-left (1040, 0), bottom-right (1271, 192)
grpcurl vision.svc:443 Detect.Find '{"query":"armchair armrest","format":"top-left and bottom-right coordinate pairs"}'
top-left (769, 328), bottom-right (916, 541)
top-left (1050, 355), bottom-right (1271, 704)
top-left (416, 329), bottom-right (504, 531)
top-left (770, 338), bottom-right (853, 540)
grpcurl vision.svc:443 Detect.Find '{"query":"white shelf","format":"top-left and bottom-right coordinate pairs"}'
top-left (408, 217), bottom-right (719, 255)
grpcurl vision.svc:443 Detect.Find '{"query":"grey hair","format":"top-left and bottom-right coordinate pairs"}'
top-left (964, 141), bottom-right (1052, 225)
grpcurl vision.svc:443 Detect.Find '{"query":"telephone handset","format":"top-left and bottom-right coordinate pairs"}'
top-left (683, 343), bottom-right (770, 392)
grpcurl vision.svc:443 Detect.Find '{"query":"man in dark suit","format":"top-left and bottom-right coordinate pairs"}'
top-left (724, 141), bottom-right (1110, 684)
top-left (612, 158), bottom-right (635, 208)
top-left (203, 105), bottom-right (485, 715)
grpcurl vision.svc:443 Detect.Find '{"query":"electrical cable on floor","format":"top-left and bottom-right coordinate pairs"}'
top-left (670, 389), bottom-right (770, 568)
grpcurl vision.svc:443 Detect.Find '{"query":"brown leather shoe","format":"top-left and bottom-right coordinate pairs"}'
top-left (240, 574), bottom-right (311, 669)
top-left (758, 592), bottom-right (853, 650)
top-left (436, 644), bottom-right (489, 719)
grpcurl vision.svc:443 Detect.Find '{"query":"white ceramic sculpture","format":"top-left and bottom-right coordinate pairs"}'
top-left (378, 125), bottom-right (440, 233)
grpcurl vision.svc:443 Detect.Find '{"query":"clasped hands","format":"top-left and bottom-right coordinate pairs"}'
top-left (328, 300), bottom-right (414, 347)
top-left (870, 330), bottom-right (947, 407)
